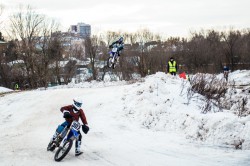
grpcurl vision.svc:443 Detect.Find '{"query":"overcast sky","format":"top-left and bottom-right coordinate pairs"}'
top-left (1, 0), bottom-right (250, 37)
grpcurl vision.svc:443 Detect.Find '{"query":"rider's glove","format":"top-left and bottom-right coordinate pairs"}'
top-left (82, 124), bottom-right (89, 134)
top-left (63, 110), bottom-right (72, 119)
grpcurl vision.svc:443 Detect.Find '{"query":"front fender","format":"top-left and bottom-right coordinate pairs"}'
top-left (66, 129), bottom-right (79, 141)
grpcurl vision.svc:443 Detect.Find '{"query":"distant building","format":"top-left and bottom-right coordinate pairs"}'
top-left (70, 25), bottom-right (77, 34)
top-left (70, 23), bottom-right (91, 38)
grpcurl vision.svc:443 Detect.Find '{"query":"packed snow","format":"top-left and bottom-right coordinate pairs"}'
top-left (0, 87), bottom-right (13, 93)
top-left (0, 70), bottom-right (250, 166)
top-left (227, 70), bottom-right (250, 86)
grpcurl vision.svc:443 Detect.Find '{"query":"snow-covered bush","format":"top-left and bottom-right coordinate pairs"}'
top-left (188, 73), bottom-right (228, 113)
top-left (222, 85), bottom-right (250, 117)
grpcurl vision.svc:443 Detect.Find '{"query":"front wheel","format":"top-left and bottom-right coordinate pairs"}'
top-left (107, 57), bottom-right (115, 69)
top-left (54, 140), bottom-right (73, 162)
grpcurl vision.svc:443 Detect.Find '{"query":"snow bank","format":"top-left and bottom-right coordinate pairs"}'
top-left (123, 72), bottom-right (250, 149)
top-left (229, 70), bottom-right (250, 86)
top-left (40, 80), bottom-right (128, 90)
top-left (0, 87), bottom-right (13, 93)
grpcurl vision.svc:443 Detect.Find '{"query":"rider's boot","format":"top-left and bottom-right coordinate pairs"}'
top-left (75, 140), bottom-right (83, 156)
top-left (47, 132), bottom-right (59, 151)
top-left (51, 132), bottom-right (59, 141)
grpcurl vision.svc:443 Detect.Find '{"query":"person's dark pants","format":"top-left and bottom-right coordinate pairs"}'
top-left (170, 72), bottom-right (176, 76)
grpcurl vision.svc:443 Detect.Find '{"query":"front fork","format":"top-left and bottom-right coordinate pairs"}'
top-left (58, 128), bottom-right (70, 147)
top-left (110, 53), bottom-right (117, 63)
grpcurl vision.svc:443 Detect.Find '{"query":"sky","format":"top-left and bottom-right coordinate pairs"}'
top-left (1, 0), bottom-right (250, 37)
top-left (1, 71), bottom-right (250, 165)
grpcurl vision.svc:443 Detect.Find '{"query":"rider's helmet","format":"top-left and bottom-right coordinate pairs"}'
top-left (170, 57), bottom-right (174, 61)
top-left (118, 37), bottom-right (124, 44)
top-left (72, 97), bottom-right (83, 111)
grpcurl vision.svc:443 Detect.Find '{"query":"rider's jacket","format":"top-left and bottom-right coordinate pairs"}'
top-left (110, 40), bottom-right (124, 51)
top-left (60, 105), bottom-right (88, 125)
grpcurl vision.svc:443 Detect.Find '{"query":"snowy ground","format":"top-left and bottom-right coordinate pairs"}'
top-left (0, 71), bottom-right (250, 166)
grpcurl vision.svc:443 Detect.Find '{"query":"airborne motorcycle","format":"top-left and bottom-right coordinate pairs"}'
top-left (107, 45), bottom-right (119, 69)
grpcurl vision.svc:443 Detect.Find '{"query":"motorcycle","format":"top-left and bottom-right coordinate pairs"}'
top-left (107, 46), bottom-right (119, 69)
top-left (47, 120), bottom-right (81, 162)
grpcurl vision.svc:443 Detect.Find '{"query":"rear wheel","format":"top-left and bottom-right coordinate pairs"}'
top-left (112, 59), bottom-right (116, 69)
top-left (107, 57), bottom-right (114, 68)
top-left (112, 54), bottom-right (119, 69)
top-left (54, 140), bottom-right (73, 162)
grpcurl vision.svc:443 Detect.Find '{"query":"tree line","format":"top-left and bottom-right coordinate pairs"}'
top-left (0, 5), bottom-right (250, 89)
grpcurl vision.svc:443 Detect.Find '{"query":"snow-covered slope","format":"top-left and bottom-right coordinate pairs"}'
top-left (228, 70), bottom-right (250, 86)
top-left (123, 72), bottom-right (250, 149)
top-left (0, 71), bottom-right (250, 166)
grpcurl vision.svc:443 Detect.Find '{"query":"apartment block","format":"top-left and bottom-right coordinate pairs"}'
top-left (70, 22), bottom-right (91, 38)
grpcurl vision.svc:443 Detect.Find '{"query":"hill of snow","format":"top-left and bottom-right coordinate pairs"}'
top-left (228, 70), bottom-right (250, 86)
top-left (123, 72), bottom-right (250, 149)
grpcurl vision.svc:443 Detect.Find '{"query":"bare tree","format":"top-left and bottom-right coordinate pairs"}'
top-left (240, 29), bottom-right (250, 68)
top-left (8, 5), bottom-right (45, 88)
top-left (47, 32), bottom-right (64, 85)
top-left (186, 31), bottom-right (210, 72)
top-left (221, 30), bottom-right (243, 71)
top-left (105, 31), bottom-right (120, 46)
top-left (84, 35), bottom-right (101, 80)
top-left (0, 40), bottom-right (20, 88)
top-left (63, 59), bottom-right (77, 84)
top-left (205, 30), bottom-right (223, 72)
top-left (135, 29), bottom-right (158, 77)
top-left (37, 19), bottom-right (61, 87)
top-left (0, 4), bottom-right (8, 87)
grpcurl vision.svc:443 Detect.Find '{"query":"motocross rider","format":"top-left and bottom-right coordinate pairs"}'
top-left (48, 98), bottom-right (89, 156)
top-left (109, 36), bottom-right (124, 61)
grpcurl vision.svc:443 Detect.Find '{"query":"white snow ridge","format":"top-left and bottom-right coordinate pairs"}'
top-left (0, 71), bottom-right (250, 166)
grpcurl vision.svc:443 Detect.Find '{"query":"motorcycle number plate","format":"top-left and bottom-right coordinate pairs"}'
top-left (71, 121), bottom-right (81, 131)
top-left (112, 48), bottom-right (118, 52)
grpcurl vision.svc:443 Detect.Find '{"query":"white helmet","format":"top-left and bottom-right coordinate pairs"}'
top-left (72, 97), bottom-right (83, 110)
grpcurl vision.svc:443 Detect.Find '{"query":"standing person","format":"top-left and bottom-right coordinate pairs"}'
top-left (167, 57), bottom-right (178, 76)
top-left (47, 98), bottom-right (89, 156)
top-left (14, 83), bottom-right (19, 91)
top-left (223, 64), bottom-right (229, 81)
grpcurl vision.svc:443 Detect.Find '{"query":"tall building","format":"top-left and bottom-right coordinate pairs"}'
top-left (70, 25), bottom-right (77, 34)
top-left (70, 23), bottom-right (91, 38)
